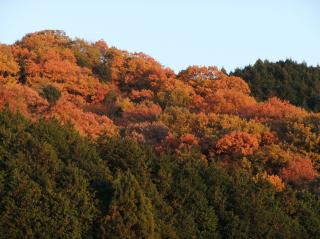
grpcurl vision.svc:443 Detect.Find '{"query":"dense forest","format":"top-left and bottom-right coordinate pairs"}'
top-left (0, 30), bottom-right (320, 238)
top-left (231, 59), bottom-right (320, 111)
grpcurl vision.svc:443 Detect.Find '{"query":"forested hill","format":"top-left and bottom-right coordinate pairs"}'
top-left (0, 30), bottom-right (320, 238)
top-left (231, 59), bottom-right (320, 111)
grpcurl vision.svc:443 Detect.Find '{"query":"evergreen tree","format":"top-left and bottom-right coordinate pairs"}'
top-left (99, 170), bottom-right (156, 239)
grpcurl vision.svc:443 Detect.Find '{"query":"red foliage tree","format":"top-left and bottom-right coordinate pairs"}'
top-left (0, 44), bottom-right (19, 81)
top-left (177, 66), bottom-right (255, 114)
top-left (130, 89), bottom-right (154, 102)
top-left (120, 52), bottom-right (171, 92)
top-left (103, 47), bottom-right (127, 82)
top-left (178, 66), bottom-right (220, 85)
top-left (94, 39), bottom-right (108, 55)
top-left (208, 89), bottom-right (256, 115)
top-left (122, 103), bottom-right (162, 123)
top-left (0, 83), bottom-right (48, 119)
top-left (261, 131), bottom-right (278, 145)
top-left (267, 174), bottom-right (285, 192)
top-left (215, 131), bottom-right (259, 156)
top-left (18, 30), bottom-right (70, 50)
top-left (281, 157), bottom-right (317, 186)
top-left (178, 133), bottom-right (199, 152)
top-left (244, 97), bottom-right (308, 121)
top-left (47, 95), bottom-right (117, 137)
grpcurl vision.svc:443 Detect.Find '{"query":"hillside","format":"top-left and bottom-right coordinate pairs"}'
top-left (0, 30), bottom-right (320, 238)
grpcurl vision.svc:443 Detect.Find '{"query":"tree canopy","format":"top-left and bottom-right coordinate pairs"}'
top-left (0, 30), bottom-right (319, 238)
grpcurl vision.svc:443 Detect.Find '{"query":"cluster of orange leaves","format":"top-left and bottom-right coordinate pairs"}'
top-left (48, 95), bottom-right (117, 137)
top-left (123, 103), bottom-right (161, 123)
top-left (254, 172), bottom-right (285, 192)
top-left (0, 31), bottom-right (119, 138)
top-left (266, 174), bottom-right (285, 192)
top-left (130, 89), bottom-right (154, 102)
top-left (0, 83), bottom-right (48, 119)
top-left (281, 158), bottom-right (317, 186)
top-left (243, 97), bottom-right (308, 121)
top-left (215, 131), bottom-right (260, 156)
top-left (0, 44), bottom-right (19, 78)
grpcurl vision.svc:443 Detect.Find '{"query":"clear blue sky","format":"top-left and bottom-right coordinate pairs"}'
top-left (1, 0), bottom-right (319, 72)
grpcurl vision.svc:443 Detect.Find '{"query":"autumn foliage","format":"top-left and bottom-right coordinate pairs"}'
top-left (266, 174), bottom-right (285, 192)
top-left (0, 30), bottom-right (319, 191)
top-left (281, 158), bottom-right (317, 186)
top-left (215, 131), bottom-right (259, 156)
top-left (244, 97), bottom-right (308, 121)
top-left (0, 83), bottom-right (48, 119)
top-left (1, 30), bottom-right (320, 238)
top-left (48, 95), bottom-right (117, 137)
top-left (0, 44), bottom-right (19, 81)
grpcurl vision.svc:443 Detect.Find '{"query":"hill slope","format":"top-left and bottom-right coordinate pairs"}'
top-left (0, 30), bottom-right (320, 238)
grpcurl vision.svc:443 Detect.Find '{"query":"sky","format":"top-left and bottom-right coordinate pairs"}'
top-left (0, 0), bottom-right (319, 72)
